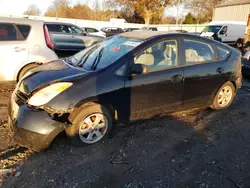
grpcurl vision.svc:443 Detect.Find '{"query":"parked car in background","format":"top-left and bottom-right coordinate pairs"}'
top-left (109, 18), bottom-right (127, 24)
top-left (101, 27), bottom-right (124, 37)
top-left (0, 17), bottom-right (58, 82)
top-left (82, 27), bottom-right (106, 38)
top-left (9, 32), bottom-right (242, 152)
top-left (200, 21), bottom-right (246, 48)
top-left (123, 28), bottom-right (140, 32)
top-left (46, 22), bottom-right (104, 57)
top-left (140, 26), bottom-right (158, 31)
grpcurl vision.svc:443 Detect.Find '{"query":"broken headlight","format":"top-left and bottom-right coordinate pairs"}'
top-left (28, 82), bottom-right (72, 107)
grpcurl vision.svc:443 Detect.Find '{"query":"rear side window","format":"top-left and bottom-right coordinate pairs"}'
top-left (0, 23), bottom-right (18, 41)
top-left (184, 39), bottom-right (216, 65)
top-left (16, 25), bottom-right (31, 39)
top-left (46, 24), bottom-right (62, 32)
top-left (86, 28), bottom-right (98, 33)
top-left (216, 46), bottom-right (229, 59)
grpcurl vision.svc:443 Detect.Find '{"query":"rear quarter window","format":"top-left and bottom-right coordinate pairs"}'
top-left (16, 25), bottom-right (31, 39)
top-left (0, 23), bottom-right (18, 41)
top-left (216, 46), bottom-right (230, 59)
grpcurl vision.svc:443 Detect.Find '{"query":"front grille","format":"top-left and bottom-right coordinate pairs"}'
top-left (15, 90), bottom-right (29, 104)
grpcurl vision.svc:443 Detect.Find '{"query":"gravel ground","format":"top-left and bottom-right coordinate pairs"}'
top-left (1, 80), bottom-right (250, 188)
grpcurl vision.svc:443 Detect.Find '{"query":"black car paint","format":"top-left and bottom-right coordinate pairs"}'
top-left (8, 33), bottom-right (242, 151)
top-left (242, 58), bottom-right (250, 77)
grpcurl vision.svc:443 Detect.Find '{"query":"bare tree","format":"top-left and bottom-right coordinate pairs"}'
top-left (23, 4), bottom-right (41, 16)
top-left (44, 0), bottom-right (70, 18)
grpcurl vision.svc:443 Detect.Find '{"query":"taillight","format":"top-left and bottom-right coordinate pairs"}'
top-left (44, 25), bottom-right (54, 50)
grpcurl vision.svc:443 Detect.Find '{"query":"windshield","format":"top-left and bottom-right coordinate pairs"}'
top-left (68, 36), bottom-right (142, 71)
top-left (202, 25), bottom-right (222, 33)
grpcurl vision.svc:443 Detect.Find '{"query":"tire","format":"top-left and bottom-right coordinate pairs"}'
top-left (210, 82), bottom-right (235, 110)
top-left (235, 39), bottom-right (243, 49)
top-left (18, 63), bottom-right (40, 81)
top-left (65, 104), bottom-right (113, 146)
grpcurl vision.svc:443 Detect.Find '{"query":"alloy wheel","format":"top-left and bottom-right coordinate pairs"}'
top-left (78, 113), bottom-right (108, 144)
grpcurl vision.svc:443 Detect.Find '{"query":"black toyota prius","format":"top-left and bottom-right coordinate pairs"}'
top-left (8, 32), bottom-right (242, 151)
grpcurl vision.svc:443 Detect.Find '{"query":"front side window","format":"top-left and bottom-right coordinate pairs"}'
top-left (67, 36), bottom-right (142, 71)
top-left (0, 23), bottom-right (18, 41)
top-left (220, 26), bottom-right (228, 34)
top-left (184, 39), bottom-right (215, 65)
top-left (134, 40), bottom-right (178, 72)
top-left (202, 25), bottom-right (222, 34)
top-left (16, 24), bottom-right (31, 39)
top-left (68, 26), bottom-right (83, 34)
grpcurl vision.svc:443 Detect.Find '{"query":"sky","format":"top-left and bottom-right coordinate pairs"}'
top-left (0, 0), bottom-right (92, 15)
top-left (0, 0), bottom-right (186, 17)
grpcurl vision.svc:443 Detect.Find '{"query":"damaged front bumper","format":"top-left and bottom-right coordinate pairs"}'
top-left (8, 91), bottom-right (66, 152)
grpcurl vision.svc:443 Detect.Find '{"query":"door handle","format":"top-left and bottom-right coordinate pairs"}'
top-left (171, 74), bottom-right (183, 83)
top-left (217, 67), bottom-right (224, 74)
top-left (14, 47), bottom-right (25, 52)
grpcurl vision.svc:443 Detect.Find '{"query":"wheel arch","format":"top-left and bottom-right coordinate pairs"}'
top-left (69, 99), bottom-right (118, 123)
top-left (211, 81), bottom-right (236, 102)
top-left (16, 62), bottom-right (41, 81)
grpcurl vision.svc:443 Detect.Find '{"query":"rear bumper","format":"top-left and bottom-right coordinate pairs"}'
top-left (8, 92), bottom-right (65, 152)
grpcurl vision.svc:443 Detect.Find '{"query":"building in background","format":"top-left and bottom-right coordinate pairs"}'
top-left (213, 0), bottom-right (250, 22)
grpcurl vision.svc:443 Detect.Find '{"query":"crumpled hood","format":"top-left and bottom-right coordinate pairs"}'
top-left (200, 32), bottom-right (214, 37)
top-left (17, 60), bottom-right (88, 94)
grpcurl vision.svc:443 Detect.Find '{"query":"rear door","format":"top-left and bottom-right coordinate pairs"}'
top-left (0, 23), bottom-right (28, 81)
top-left (181, 37), bottom-right (229, 109)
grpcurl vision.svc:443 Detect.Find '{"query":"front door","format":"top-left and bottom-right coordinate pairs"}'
top-left (124, 39), bottom-right (184, 120)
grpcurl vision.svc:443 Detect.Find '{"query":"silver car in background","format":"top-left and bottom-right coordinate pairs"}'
top-left (0, 17), bottom-right (58, 82)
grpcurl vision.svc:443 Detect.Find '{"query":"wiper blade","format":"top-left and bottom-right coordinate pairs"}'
top-left (91, 47), bottom-right (104, 70)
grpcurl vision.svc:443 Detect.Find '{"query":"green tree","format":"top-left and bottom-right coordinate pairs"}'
top-left (183, 13), bottom-right (197, 24)
top-left (184, 0), bottom-right (228, 23)
top-left (108, 0), bottom-right (172, 24)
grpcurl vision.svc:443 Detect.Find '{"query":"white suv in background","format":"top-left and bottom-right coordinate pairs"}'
top-left (0, 17), bottom-right (58, 82)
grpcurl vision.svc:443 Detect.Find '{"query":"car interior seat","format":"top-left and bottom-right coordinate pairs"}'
top-left (134, 53), bottom-right (155, 66)
top-left (185, 48), bottom-right (204, 63)
top-left (158, 43), bottom-right (177, 66)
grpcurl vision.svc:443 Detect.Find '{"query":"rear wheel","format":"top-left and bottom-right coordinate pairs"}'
top-left (235, 39), bottom-right (243, 49)
top-left (66, 104), bottom-right (112, 146)
top-left (211, 82), bottom-right (235, 110)
top-left (18, 63), bottom-right (39, 81)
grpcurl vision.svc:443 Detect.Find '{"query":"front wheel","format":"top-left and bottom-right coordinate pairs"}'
top-left (210, 82), bottom-right (235, 110)
top-left (66, 104), bottom-right (112, 146)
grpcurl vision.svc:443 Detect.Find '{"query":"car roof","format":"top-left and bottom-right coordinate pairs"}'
top-left (119, 31), bottom-right (184, 40)
top-left (45, 21), bottom-right (77, 25)
top-left (0, 17), bottom-right (45, 24)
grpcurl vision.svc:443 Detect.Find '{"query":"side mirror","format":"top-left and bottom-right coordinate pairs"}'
top-left (219, 30), bottom-right (225, 35)
top-left (129, 64), bottom-right (148, 75)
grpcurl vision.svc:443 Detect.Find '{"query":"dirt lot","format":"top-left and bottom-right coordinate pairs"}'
top-left (1, 80), bottom-right (250, 188)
